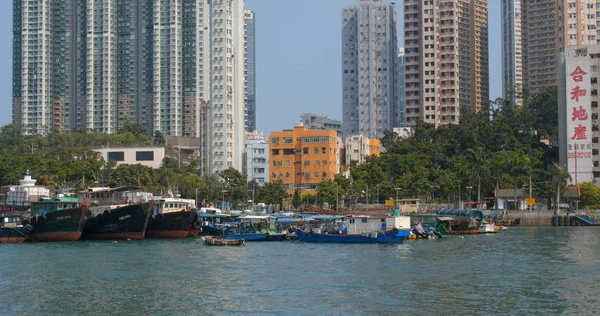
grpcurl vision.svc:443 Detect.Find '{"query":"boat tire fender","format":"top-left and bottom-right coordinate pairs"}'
top-left (24, 224), bottom-right (33, 232)
top-left (103, 210), bottom-right (111, 219)
top-left (39, 214), bottom-right (47, 222)
top-left (288, 227), bottom-right (294, 234)
top-left (193, 221), bottom-right (201, 229)
top-left (309, 230), bottom-right (315, 238)
top-left (392, 228), bottom-right (399, 235)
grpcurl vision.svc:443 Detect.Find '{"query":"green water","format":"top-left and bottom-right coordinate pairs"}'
top-left (1, 227), bottom-right (599, 315)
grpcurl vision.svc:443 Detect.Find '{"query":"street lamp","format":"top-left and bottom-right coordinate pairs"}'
top-left (221, 190), bottom-right (228, 210)
top-left (466, 186), bottom-right (473, 209)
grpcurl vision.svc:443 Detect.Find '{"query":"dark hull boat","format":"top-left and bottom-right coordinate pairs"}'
top-left (146, 210), bottom-right (196, 239)
top-left (82, 201), bottom-right (153, 240)
top-left (27, 207), bottom-right (89, 242)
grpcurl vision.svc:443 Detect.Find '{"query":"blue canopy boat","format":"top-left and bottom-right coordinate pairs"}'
top-left (294, 214), bottom-right (411, 244)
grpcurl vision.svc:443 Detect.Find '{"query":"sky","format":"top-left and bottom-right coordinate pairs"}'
top-left (0, 0), bottom-right (502, 136)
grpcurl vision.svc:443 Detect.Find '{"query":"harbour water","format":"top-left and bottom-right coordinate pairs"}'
top-left (1, 227), bottom-right (600, 315)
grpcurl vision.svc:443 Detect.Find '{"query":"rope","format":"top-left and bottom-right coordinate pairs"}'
top-left (8, 227), bottom-right (35, 242)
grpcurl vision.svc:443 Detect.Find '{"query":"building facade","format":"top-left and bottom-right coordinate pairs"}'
top-left (94, 146), bottom-right (165, 169)
top-left (300, 113), bottom-right (343, 137)
top-left (245, 131), bottom-right (269, 185)
top-left (502, 0), bottom-right (599, 98)
top-left (244, 9), bottom-right (256, 133)
top-left (345, 134), bottom-right (381, 165)
top-left (404, 0), bottom-right (489, 127)
top-left (558, 45), bottom-right (597, 183)
top-left (13, 0), bottom-right (249, 176)
top-left (342, 0), bottom-right (398, 140)
top-left (269, 124), bottom-right (340, 194)
top-left (398, 47), bottom-right (405, 126)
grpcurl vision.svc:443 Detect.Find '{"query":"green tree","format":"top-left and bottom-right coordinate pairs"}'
top-left (549, 163), bottom-right (572, 215)
top-left (579, 182), bottom-right (600, 208)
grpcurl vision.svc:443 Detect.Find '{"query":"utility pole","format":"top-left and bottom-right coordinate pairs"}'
top-left (195, 188), bottom-right (198, 209)
top-left (336, 185), bottom-right (339, 213)
top-left (366, 184), bottom-right (369, 212)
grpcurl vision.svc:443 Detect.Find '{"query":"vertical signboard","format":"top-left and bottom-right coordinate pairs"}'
top-left (565, 56), bottom-right (593, 183)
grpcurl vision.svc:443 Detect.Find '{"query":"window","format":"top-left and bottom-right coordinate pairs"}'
top-left (303, 147), bottom-right (308, 154)
top-left (323, 160), bottom-right (327, 165)
top-left (136, 151), bottom-right (154, 161)
top-left (304, 160), bottom-right (310, 166)
top-left (271, 138), bottom-right (279, 144)
top-left (286, 160), bottom-right (290, 167)
top-left (272, 161), bottom-right (277, 167)
top-left (272, 173), bottom-right (276, 178)
top-left (314, 147), bottom-right (319, 154)
top-left (271, 149), bottom-right (280, 155)
top-left (315, 160), bottom-right (320, 166)
top-left (107, 151), bottom-right (124, 161)
top-left (322, 147), bottom-right (327, 154)
top-left (314, 172), bottom-right (318, 178)
top-left (322, 172), bottom-right (327, 178)
top-left (362, 218), bottom-right (368, 223)
top-left (283, 149), bottom-right (295, 155)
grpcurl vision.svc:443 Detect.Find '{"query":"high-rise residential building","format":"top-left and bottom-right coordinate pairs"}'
top-left (244, 9), bottom-right (256, 133)
top-left (13, 0), bottom-right (249, 175)
top-left (502, 0), bottom-right (598, 98)
top-left (342, 0), bottom-right (398, 140)
top-left (398, 47), bottom-right (405, 126)
top-left (404, 0), bottom-right (489, 127)
top-left (300, 113), bottom-right (343, 137)
top-left (13, 0), bottom-right (85, 135)
top-left (209, 0), bottom-right (246, 174)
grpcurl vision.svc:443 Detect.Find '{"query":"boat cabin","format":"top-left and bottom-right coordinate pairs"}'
top-left (155, 198), bottom-right (195, 215)
top-left (80, 186), bottom-right (151, 207)
top-left (1, 214), bottom-right (25, 228)
top-left (345, 215), bottom-right (411, 234)
top-left (30, 196), bottom-right (81, 216)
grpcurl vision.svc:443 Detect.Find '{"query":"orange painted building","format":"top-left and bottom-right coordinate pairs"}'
top-left (269, 124), bottom-right (339, 194)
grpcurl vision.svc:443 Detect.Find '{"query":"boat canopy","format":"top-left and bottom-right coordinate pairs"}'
top-left (436, 209), bottom-right (484, 220)
top-left (197, 212), bottom-right (230, 218)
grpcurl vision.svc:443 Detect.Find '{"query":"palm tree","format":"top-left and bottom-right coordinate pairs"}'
top-left (464, 147), bottom-right (488, 209)
top-left (549, 163), bottom-right (572, 216)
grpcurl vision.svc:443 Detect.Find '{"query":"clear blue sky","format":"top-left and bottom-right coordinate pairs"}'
top-left (0, 0), bottom-right (502, 136)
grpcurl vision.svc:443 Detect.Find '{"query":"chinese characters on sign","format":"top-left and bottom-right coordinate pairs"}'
top-left (565, 58), bottom-right (593, 183)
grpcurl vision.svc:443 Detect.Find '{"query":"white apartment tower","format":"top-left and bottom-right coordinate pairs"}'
top-left (210, 0), bottom-right (246, 174)
top-left (501, 0), bottom-right (523, 105)
top-left (342, 0), bottom-right (398, 140)
top-left (404, 0), bottom-right (489, 127)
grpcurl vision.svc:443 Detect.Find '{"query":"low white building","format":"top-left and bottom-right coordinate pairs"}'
top-left (94, 147), bottom-right (165, 169)
top-left (245, 132), bottom-right (269, 185)
top-left (345, 134), bottom-right (381, 165)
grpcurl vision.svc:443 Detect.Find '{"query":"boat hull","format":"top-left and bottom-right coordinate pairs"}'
top-left (28, 208), bottom-right (89, 242)
top-left (445, 221), bottom-right (481, 235)
top-left (295, 229), bottom-right (410, 243)
top-left (0, 226), bottom-right (31, 243)
top-left (477, 224), bottom-right (500, 233)
top-left (145, 210), bottom-right (195, 239)
top-left (203, 236), bottom-right (244, 246)
top-left (221, 233), bottom-right (269, 241)
top-left (82, 202), bottom-right (153, 240)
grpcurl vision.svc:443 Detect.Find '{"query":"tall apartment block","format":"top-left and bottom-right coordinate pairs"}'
top-left (13, 0), bottom-right (249, 175)
top-left (209, 0), bottom-right (246, 174)
top-left (502, 0), bottom-right (598, 98)
top-left (398, 47), bottom-right (405, 126)
top-left (342, 0), bottom-right (398, 140)
top-left (244, 9), bottom-right (256, 133)
top-left (404, 0), bottom-right (489, 127)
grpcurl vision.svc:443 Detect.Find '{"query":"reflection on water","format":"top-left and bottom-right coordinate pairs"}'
top-left (1, 228), bottom-right (599, 315)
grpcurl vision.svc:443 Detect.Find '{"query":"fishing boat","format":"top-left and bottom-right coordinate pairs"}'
top-left (436, 209), bottom-right (483, 234)
top-left (219, 215), bottom-right (290, 241)
top-left (145, 195), bottom-right (197, 239)
top-left (477, 222), bottom-right (500, 233)
top-left (0, 213), bottom-right (32, 243)
top-left (80, 187), bottom-right (154, 240)
top-left (26, 195), bottom-right (90, 242)
top-left (0, 170), bottom-right (50, 214)
top-left (202, 236), bottom-right (245, 246)
top-left (294, 214), bottom-right (412, 244)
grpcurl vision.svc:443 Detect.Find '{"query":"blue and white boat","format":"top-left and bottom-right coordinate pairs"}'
top-left (294, 214), bottom-right (411, 244)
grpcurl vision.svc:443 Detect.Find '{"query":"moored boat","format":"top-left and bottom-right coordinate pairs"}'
top-left (202, 236), bottom-right (245, 246)
top-left (145, 197), bottom-right (197, 239)
top-left (294, 214), bottom-right (412, 244)
top-left (80, 187), bottom-right (154, 240)
top-left (436, 209), bottom-right (483, 234)
top-left (26, 195), bottom-right (89, 242)
top-left (477, 222), bottom-right (500, 233)
top-left (0, 213), bottom-right (32, 243)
